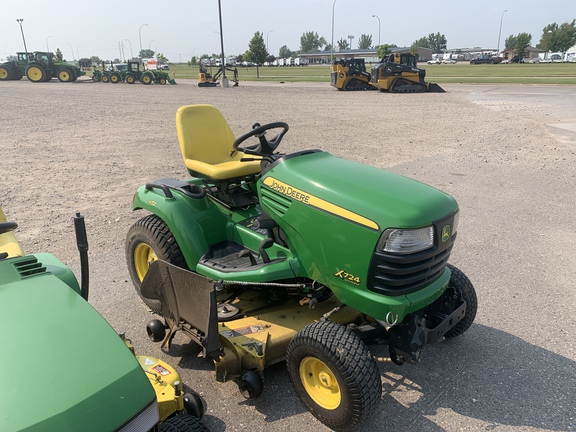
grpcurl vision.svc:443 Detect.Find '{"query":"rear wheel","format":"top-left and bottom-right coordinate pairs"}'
top-left (92, 74), bottom-right (101, 82)
top-left (126, 214), bottom-right (186, 311)
top-left (126, 74), bottom-right (136, 84)
top-left (287, 321), bottom-right (381, 431)
top-left (101, 74), bottom-right (110, 83)
top-left (57, 68), bottom-right (73, 82)
top-left (0, 66), bottom-right (13, 81)
top-left (444, 264), bottom-right (478, 338)
top-left (26, 64), bottom-right (47, 82)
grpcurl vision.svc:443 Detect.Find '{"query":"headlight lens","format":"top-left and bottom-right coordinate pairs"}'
top-left (379, 226), bottom-right (434, 254)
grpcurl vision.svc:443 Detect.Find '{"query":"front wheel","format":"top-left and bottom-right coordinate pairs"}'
top-left (159, 414), bottom-right (209, 432)
top-left (286, 321), bottom-right (381, 431)
top-left (443, 264), bottom-right (478, 338)
top-left (57, 68), bottom-right (73, 82)
top-left (126, 214), bottom-right (187, 312)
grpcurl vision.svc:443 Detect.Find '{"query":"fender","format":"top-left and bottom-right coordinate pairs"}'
top-left (131, 180), bottom-right (227, 269)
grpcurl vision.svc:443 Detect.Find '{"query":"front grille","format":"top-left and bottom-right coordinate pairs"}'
top-left (367, 212), bottom-right (457, 296)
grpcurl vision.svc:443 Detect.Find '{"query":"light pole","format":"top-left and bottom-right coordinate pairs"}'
top-left (149, 40), bottom-right (155, 50)
top-left (77, 46), bottom-right (81, 60)
top-left (267, 30), bottom-right (273, 54)
top-left (67, 44), bottom-right (75, 61)
top-left (217, 0), bottom-right (227, 85)
top-left (16, 19), bottom-right (28, 54)
top-left (46, 35), bottom-right (54, 52)
top-left (331, 0), bottom-right (336, 61)
top-left (124, 39), bottom-right (133, 59)
top-left (139, 24), bottom-right (149, 56)
top-left (372, 15), bottom-right (381, 47)
top-left (496, 9), bottom-right (507, 57)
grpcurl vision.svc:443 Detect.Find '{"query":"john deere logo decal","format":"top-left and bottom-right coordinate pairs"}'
top-left (441, 225), bottom-right (451, 242)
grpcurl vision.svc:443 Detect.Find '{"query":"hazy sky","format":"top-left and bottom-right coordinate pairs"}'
top-left (2, 0), bottom-right (574, 61)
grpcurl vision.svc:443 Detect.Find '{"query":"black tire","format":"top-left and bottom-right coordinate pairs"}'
top-left (159, 78), bottom-right (167, 85)
top-left (126, 214), bottom-right (186, 311)
top-left (101, 74), bottom-right (110, 83)
top-left (110, 72), bottom-right (121, 83)
top-left (443, 264), bottom-right (478, 338)
top-left (286, 321), bottom-right (381, 431)
top-left (146, 319), bottom-right (167, 342)
top-left (26, 64), bottom-right (47, 83)
top-left (183, 391), bottom-right (205, 419)
top-left (160, 414), bottom-right (209, 432)
top-left (92, 74), bottom-right (101, 82)
top-left (57, 68), bottom-right (73, 82)
top-left (238, 370), bottom-right (263, 399)
top-left (0, 66), bottom-right (13, 81)
top-left (126, 74), bottom-right (136, 84)
top-left (141, 73), bottom-right (153, 85)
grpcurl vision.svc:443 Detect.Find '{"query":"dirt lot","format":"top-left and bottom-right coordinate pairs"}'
top-left (1, 79), bottom-right (575, 431)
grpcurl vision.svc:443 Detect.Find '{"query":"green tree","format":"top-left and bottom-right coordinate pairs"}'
top-left (411, 33), bottom-right (447, 53)
top-left (156, 52), bottom-right (169, 62)
top-left (55, 48), bottom-right (64, 61)
top-left (300, 31), bottom-right (327, 53)
top-left (279, 45), bottom-right (293, 58)
top-left (139, 49), bottom-right (154, 58)
top-left (377, 44), bottom-right (398, 58)
top-left (514, 32), bottom-right (532, 58)
top-left (90, 55), bottom-right (101, 65)
top-left (358, 34), bottom-right (373, 49)
top-left (337, 38), bottom-right (349, 50)
top-left (505, 35), bottom-right (517, 50)
top-left (244, 31), bottom-right (268, 77)
top-left (539, 20), bottom-right (576, 54)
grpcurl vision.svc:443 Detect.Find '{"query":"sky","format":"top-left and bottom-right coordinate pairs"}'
top-left (1, 0), bottom-right (574, 62)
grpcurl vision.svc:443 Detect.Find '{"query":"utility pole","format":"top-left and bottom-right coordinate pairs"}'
top-left (16, 19), bottom-right (28, 53)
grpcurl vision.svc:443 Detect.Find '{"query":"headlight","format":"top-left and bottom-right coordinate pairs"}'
top-left (378, 226), bottom-right (434, 254)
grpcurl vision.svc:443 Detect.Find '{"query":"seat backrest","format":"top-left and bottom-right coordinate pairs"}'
top-left (0, 207), bottom-right (25, 258)
top-left (176, 105), bottom-right (235, 165)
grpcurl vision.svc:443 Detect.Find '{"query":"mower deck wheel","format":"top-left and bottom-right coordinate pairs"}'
top-left (146, 319), bottom-right (167, 342)
top-left (287, 320), bottom-right (382, 431)
top-left (183, 391), bottom-right (205, 419)
top-left (238, 370), bottom-right (263, 399)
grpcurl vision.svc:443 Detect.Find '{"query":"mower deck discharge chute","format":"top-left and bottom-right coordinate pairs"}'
top-left (127, 104), bottom-right (477, 431)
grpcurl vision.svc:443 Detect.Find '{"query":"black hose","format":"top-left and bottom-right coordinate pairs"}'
top-left (73, 212), bottom-right (89, 301)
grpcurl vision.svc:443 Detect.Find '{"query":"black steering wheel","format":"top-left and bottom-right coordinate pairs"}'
top-left (0, 222), bottom-right (18, 235)
top-left (233, 122), bottom-right (289, 156)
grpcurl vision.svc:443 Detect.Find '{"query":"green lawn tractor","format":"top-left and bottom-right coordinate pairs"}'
top-left (126, 104), bottom-right (477, 431)
top-left (0, 207), bottom-right (208, 432)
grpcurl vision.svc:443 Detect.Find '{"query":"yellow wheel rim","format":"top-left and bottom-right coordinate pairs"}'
top-left (28, 66), bottom-right (43, 81)
top-left (142, 75), bottom-right (151, 84)
top-left (59, 70), bottom-right (70, 81)
top-left (133, 243), bottom-right (158, 282)
top-left (0, 68), bottom-right (8, 79)
top-left (299, 357), bottom-right (341, 410)
top-left (111, 75), bottom-right (118, 83)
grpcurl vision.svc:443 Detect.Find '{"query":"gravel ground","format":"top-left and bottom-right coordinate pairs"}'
top-left (1, 78), bottom-right (575, 431)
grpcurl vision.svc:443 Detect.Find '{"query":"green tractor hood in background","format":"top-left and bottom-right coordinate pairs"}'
top-left (0, 254), bottom-right (155, 432)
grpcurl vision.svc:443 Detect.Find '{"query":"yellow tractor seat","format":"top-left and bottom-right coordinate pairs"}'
top-left (0, 207), bottom-right (25, 258)
top-left (176, 105), bottom-right (262, 181)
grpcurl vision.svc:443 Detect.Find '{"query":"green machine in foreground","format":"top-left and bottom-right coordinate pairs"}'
top-left (0, 207), bottom-right (207, 432)
top-left (126, 104), bottom-right (477, 431)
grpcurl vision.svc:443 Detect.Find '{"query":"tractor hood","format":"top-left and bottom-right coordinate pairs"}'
top-left (0, 254), bottom-right (155, 432)
top-left (261, 151), bottom-right (458, 231)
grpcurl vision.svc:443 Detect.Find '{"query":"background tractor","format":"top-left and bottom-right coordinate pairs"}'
top-left (126, 104), bottom-right (477, 431)
top-left (331, 53), bottom-right (444, 93)
top-left (25, 51), bottom-right (85, 82)
top-left (0, 52), bottom-right (31, 81)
